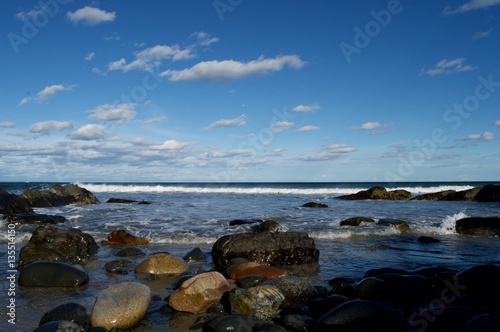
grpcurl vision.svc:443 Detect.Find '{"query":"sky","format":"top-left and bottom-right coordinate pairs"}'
top-left (1, 0), bottom-right (499, 183)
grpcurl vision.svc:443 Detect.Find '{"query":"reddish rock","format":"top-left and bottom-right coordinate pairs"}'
top-left (101, 230), bottom-right (149, 246)
top-left (169, 271), bottom-right (232, 314)
top-left (228, 262), bottom-right (287, 281)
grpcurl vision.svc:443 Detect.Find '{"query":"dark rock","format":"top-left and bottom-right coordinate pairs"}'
top-left (101, 229), bottom-right (149, 246)
top-left (21, 188), bottom-right (67, 207)
top-left (104, 259), bottom-right (133, 274)
top-left (279, 314), bottom-right (314, 332)
top-left (339, 216), bottom-right (374, 226)
top-left (203, 314), bottom-right (256, 332)
top-left (301, 202), bottom-right (328, 208)
top-left (474, 184), bottom-right (500, 202)
top-left (411, 190), bottom-right (456, 201)
top-left (50, 184), bottom-right (100, 205)
top-left (237, 276), bottom-right (266, 289)
top-left (0, 188), bottom-right (33, 214)
top-left (229, 218), bottom-right (263, 226)
top-left (137, 200), bottom-right (151, 205)
top-left (39, 303), bottom-right (89, 328)
top-left (417, 236), bottom-right (441, 243)
top-left (253, 322), bottom-right (288, 332)
top-left (4, 213), bottom-right (67, 225)
top-left (377, 218), bottom-right (410, 232)
top-left (106, 198), bottom-right (137, 204)
top-left (327, 278), bottom-right (355, 298)
top-left (18, 225), bottom-right (98, 269)
top-left (87, 327), bottom-right (108, 332)
top-left (19, 261), bottom-right (89, 287)
top-left (174, 274), bottom-right (195, 290)
top-left (310, 294), bottom-right (350, 318)
top-left (440, 186), bottom-right (483, 201)
top-left (410, 307), bottom-right (487, 332)
top-left (364, 267), bottom-right (414, 278)
top-left (262, 276), bottom-right (318, 305)
top-left (314, 300), bottom-right (406, 332)
top-left (183, 247), bottom-right (205, 262)
top-left (453, 264), bottom-right (500, 293)
top-left (251, 220), bottom-right (283, 233)
top-left (455, 217), bottom-right (500, 235)
top-left (338, 186), bottom-right (411, 200)
top-left (34, 320), bottom-right (84, 332)
top-left (461, 311), bottom-right (500, 332)
top-left (115, 247), bottom-right (146, 257)
top-left (212, 232), bottom-right (319, 270)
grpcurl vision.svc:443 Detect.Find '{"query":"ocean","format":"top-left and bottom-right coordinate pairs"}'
top-left (1, 181), bottom-right (500, 331)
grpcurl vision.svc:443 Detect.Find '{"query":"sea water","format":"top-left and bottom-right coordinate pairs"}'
top-left (1, 181), bottom-right (499, 331)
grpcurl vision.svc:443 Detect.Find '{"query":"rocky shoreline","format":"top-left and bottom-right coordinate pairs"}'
top-left (1, 184), bottom-right (500, 331)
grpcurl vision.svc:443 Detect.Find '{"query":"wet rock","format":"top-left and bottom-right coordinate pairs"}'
top-left (310, 294), bottom-right (350, 318)
top-left (169, 272), bottom-right (232, 314)
top-left (4, 213), bottom-right (67, 225)
top-left (203, 314), bottom-right (256, 332)
top-left (134, 253), bottom-right (188, 274)
top-left (455, 217), bottom-right (500, 235)
top-left (302, 202), bottom-right (328, 208)
top-left (18, 225), bottom-right (98, 268)
top-left (34, 320), bottom-right (84, 332)
top-left (183, 247), bottom-right (205, 262)
top-left (474, 184), bottom-right (500, 202)
top-left (314, 300), bottom-right (406, 332)
top-left (90, 282), bottom-right (152, 331)
top-left (50, 184), bottom-right (99, 205)
top-left (417, 236), bottom-right (441, 243)
top-left (253, 322), bottom-right (288, 332)
top-left (104, 259), bottom-right (133, 274)
top-left (339, 216), bottom-right (374, 226)
top-left (363, 267), bottom-right (413, 278)
top-left (21, 188), bottom-right (67, 207)
top-left (115, 247), bottom-right (146, 257)
top-left (461, 311), bottom-right (500, 332)
top-left (101, 229), bottom-right (149, 246)
top-left (0, 188), bottom-right (33, 214)
top-left (327, 278), bottom-right (355, 298)
top-left (338, 186), bottom-right (411, 200)
top-left (410, 306), bottom-right (487, 332)
top-left (230, 285), bottom-right (285, 321)
top-left (19, 262), bottom-right (89, 287)
top-left (377, 218), bottom-right (410, 232)
top-left (229, 218), bottom-right (263, 226)
top-left (252, 220), bottom-right (283, 233)
top-left (280, 314), bottom-right (314, 332)
top-left (228, 262), bottom-right (287, 281)
top-left (106, 198), bottom-right (137, 203)
top-left (263, 276), bottom-right (318, 305)
top-left (411, 190), bottom-right (456, 201)
top-left (138, 200), bottom-right (151, 205)
top-left (453, 264), bottom-right (500, 293)
top-left (237, 276), bottom-right (267, 289)
top-left (212, 231), bottom-right (319, 269)
top-left (39, 303), bottom-right (89, 328)
top-left (440, 186), bottom-right (483, 201)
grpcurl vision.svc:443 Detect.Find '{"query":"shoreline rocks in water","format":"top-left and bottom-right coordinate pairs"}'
top-left (101, 229), bottom-right (149, 246)
top-left (338, 186), bottom-right (412, 200)
top-left (455, 216), bottom-right (500, 235)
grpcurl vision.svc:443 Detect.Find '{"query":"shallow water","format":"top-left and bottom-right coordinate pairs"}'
top-left (1, 182), bottom-right (499, 331)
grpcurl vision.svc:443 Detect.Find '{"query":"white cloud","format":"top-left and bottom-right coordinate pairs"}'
top-left (191, 31), bottom-right (219, 46)
top-left (444, 0), bottom-right (500, 15)
top-left (30, 121), bottom-right (73, 134)
top-left (292, 104), bottom-right (320, 113)
top-left (472, 29), bottom-right (493, 40)
top-left (0, 122), bottom-right (15, 128)
top-left (153, 139), bottom-right (195, 150)
top-left (88, 103), bottom-right (137, 125)
top-left (459, 132), bottom-right (498, 141)
top-left (31, 84), bottom-right (76, 102)
top-left (19, 97), bottom-right (32, 105)
top-left (271, 121), bottom-right (294, 132)
top-left (351, 121), bottom-right (382, 130)
top-left (85, 52), bottom-right (95, 61)
top-left (108, 45), bottom-right (193, 72)
top-left (422, 58), bottom-right (478, 76)
top-left (67, 124), bottom-right (106, 140)
top-left (161, 55), bottom-right (306, 82)
top-left (205, 114), bottom-right (247, 129)
top-left (137, 116), bottom-right (168, 124)
top-left (67, 6), bottom-right (116, 26)
top-left (494, 120), bottom-right (500, 126)
top-left (297, 125), bottom-right (320, 132)
top-left (299, 143), bottom-right (355, 161)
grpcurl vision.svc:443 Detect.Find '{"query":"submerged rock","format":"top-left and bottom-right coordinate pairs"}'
top-left (339, 216), bottom-right (374, 226)
top-left (106, 198), bottom-right (137, 204)
top-left (302, 202), bottom-right (328, 208)
top-left (34, 320), bottom-right (84, 332)
top-left (455, 217), bottom-right (500, 235)
top-left (229, 218), bottom-right (263, 226)
top-left (377, 218), bottom-right (410, 232)
top-left (251, 220), bottom-right (283, 233)
top-left (19, 262), bottom-right (89, 287)
top-left (101, 229), bottom-right (149, 246)
top-left (338, 186), bottom-right (411, 200)
top-left (228, 262), bottom-right (287, 281)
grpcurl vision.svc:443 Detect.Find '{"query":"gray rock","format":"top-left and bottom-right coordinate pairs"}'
top-left (19, 262), bottom-right (89, 287)
top-left (377, 218), bottom-right (410, 232)
top-left (301, 202), bottom-right (328, 208)
top-left (106, 198), bottom-right (137, 204)
top-left (183, 247), bottom-right (205, 262)
top-left (21, 188), bottom-right (67, 207)
top-left (453, 264), bottom-right (500, 293)
top-left (104, 259), bottom-right (133, 274)
top-left (440, 186), bottom-right (483, 201)
top-left (251, 220), bottom-right (283, 233)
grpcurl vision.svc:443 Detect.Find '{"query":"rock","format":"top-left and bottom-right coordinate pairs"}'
top-left (440, 186), bottom-right (483, 201)
top-left (21, 188), bottom-right (67, 207)
top-left (252, 220), bottom-right (283, 233)
top-left (18, 225), bottom-right (98, 269)
top-left (237, 276), bottom-right (267, 289)
top-left (183, 247), bottom-right (205, 262)
top-left (0, 188), bottom-right (34, 214)
top-left (263, 276), bottom-right (318, 305)
top-left (302, 202), bottom-right (328, 208)
top-left (4, 213), bottom-right (67, 225)
top-left (34, 320), bottom-right (84, 332)
top-left (411, 190), bottom-right (456, 201)
top-left (115, 247), bottom-right (146, 257)
top-left (228, 262), bottom-right (287, 281)
top-left (90, 282), bottom-right (152, 331)
top-left (339, 216), bottom-right (374, 226)
top-left (280, 314), bottom-right (314, 332)
top-left (134, 253), bottom-right (188, 274)
top-left (39, 303), bottom-right (89, 328)
top-left (377, 218), bottom-right (410, 232)
top-left (229, 218), bottom-right (263, 226)
top-left (203, 314), bottom-right (256, 332)
top-left (338, 186), bottom-right (411, 200)
top-left (101, 229), bottom-right (149, 246)
top-left (453, 264), bottom-right (500, 293)
top-left (455, 217), bottom-right (500, 235)
top-left (169, 271), bottom-right (232, 314)
top-left (461, 311), bottom-right (500, 332)
top-left (19, 262), bottom-right (89, 287)
top-left (328, 278), bottom-right (355, 298)
top-left (212, 231), bottom-right (319, 270)
top-left (105, 259), bottom-right (133, 274)
top-left (138, 200), bottom-right (151, 205)
top-left (417, 236), bottom-right (441, 243)
top-left (253, 322), bottom-right (288, 332)
top-left (106, 198), bottom-right (137, 203)
top-left (363, 267), bottom-right (413, 278)
top-left (410, 306), bottom-right (487, 332)
top-left (310, 294), bottom-right (350, 318)
top-left (314, 300), bottom-right (406, 331)
top-left (230, 285), bottom-right (286, 321)
top-left (474, 184), bottom-right (500, 202)
top-left (50, 184), bottom-right (100, 205)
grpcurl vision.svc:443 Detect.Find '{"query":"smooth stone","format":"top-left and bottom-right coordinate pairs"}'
top-left (327, 277), bottom-right (355, 298)
top-left (169, 272), bottom-right (232, 314)
top-left (364, 267), bottom-right (414, 278)
top-left (411, 307), bottom-right (487, 332)
top-left (39, 303), bottom-right (89, 327)
top-left (279, 314), bottom-right (314, 332)
top-left (134, 253), bottom-right (188, 274)
top-left (19, 262), bottom-right (89, 287)
top-left (339, 216), bottom-right (375, 226)
top-left (248, 285), bottom-right (285, 321)
top-left (310, 294), bottom-right (350, 318)
top-left (183, 247), bottom-right (205, 262)
top-left (461, 311), bottom-right (500, 332)
top-left (104, 259), bottom-right (133, 274)
top-left (262, 276), bottom-right (318, 305)
top-left (101, 229), bottom-right (149, 246)
top-left (90, 282), bottom-right (152, 331)
top-left (228, 262), bottom-right (287, 281)
top-left (203, 314), bottom-right (256, 332)
top-left (115, 247), bottom-right (146, 257)
top-left (34, 320), bottom-right (84, 332)
top-left (453, 264), bottom-right (500, 293)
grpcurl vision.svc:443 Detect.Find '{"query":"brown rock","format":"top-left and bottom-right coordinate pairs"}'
top-left (169, 271), bottom-right (232, 314)
top-left (50, 184), bottom-right (100, 204)
top-left (101, 230), bottom-right (149, 246)
top-left (228, 262), bottom-right (287, 281)
top-left (411, 190), bottom-right (456, 201)
top-left (134, 253), bottom-right (188, 275)
top-left (338, 186), bottom-right (411, 200)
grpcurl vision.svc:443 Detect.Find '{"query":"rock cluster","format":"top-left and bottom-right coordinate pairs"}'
top-left (338, 186), bottom-right (412, 200)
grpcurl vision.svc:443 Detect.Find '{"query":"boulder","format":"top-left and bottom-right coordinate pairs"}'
top-left (134, 253), bottom-right (188, 274)
top-left (169, 271), bottom-right (232, 314)
top-left (106, 198), bottom-right (137, 204)
top-left (338, 186), bottom-right (411, 200)
top-left (212, 232), bottom-right (319, 269)
top-left (474, 184), bottom-right (500, 202)
top-left (4, 213), bottom-right (67, 225)
top-left (228, 262), bottom-right (287, 281)
top-left (18, 225), bottom-right (98, 269)
top-left (302, 202), bottom-right (328, 208)
top-left (453, 264), bottom-right (500, 293)
top-left (262, 276), bottom-right (318, 305)
top-left (411, 190), bottom-right (456, 201)
top-left (377, 218), bottom-right (410, 232)
top-left (410, 306), bottom-right (487, 332)
top-left (21, 188), bottom-right (67, 207)
top-left (90, 282), bottom-right (152, 331)
top-left (50, 184), bottom-right (99, 205)
top-left (0, 189), bottom-right (33, 214)
top-left (455, 217), bottom-right (500, 235)
top-left (229, 285), bottom-right (285, 321)
top-left (339, 216), bottom-right (374, 226)
top-left (101, 230), bottom-right (149, 246)
top-left (39, 302), bottom-right (89, 328)
top-left (19, 261), bottom-right (89, 287)
top-left (440, 186), bottom-right (482, 201)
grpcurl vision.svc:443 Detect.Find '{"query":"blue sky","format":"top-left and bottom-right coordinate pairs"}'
top-left (1, 0), bottom-right (499, 182)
